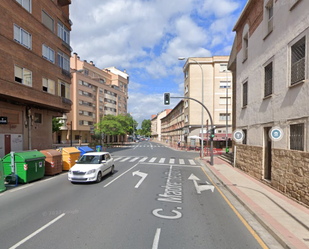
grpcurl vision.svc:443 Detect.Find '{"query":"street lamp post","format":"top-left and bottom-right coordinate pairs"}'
top-left (179, 57), bottom-right (204, 158)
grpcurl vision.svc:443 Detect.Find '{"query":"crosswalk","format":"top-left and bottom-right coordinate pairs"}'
top-left (128, 145), bottom-right (167, 148)
top-left (113, 156), bottom-right (198, 165)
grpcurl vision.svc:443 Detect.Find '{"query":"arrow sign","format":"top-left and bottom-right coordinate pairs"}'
top-left (132, 170), bottom-right (148, 188)
top-left (188, 174), bottom-right (215, 194)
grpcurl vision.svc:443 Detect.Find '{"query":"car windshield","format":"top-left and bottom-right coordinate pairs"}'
top-left (78, 155), bottom-right (102, 164)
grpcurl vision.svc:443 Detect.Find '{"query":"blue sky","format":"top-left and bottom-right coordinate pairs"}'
top-left (70, 0), bottom-right (247, 128)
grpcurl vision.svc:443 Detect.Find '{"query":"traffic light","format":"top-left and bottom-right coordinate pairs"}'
top-left (164, 92), bottom-right (170, 105)
top-left (210, 128), bottom-right (215, 141)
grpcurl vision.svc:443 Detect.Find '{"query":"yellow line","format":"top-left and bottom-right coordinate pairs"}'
top-left (200, 166), bottom-right (269, 249)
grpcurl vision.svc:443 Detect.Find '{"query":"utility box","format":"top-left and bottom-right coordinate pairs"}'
top-left (96, 145), bottom-right (101, 152)
top-left (0, 159), bottom-right (6, 193)
top-left (3, 151), bottom-right (46, 183)
top-left (40, 149), bottom-right (62, 176)
top-left (77, 146), bottom-right (94, 156)
top-left (61, 147), bottom-right (81, 170)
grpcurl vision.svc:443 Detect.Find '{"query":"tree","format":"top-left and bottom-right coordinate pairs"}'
top-left (95, 114), bottom-right (133, 136)
top-left (141, 119), bottom-right (151, 137)
top-left (52, 118), bottom-right (62, 133)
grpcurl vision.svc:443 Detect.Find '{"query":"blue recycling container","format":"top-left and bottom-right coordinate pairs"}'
top-left (96, 145), bottom-right (101, 152)
top-left (78, 146), bottom-right (94, 156)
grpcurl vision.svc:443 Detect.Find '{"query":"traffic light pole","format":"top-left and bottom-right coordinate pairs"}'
top-left (171, 96), bottom-right (214, 166)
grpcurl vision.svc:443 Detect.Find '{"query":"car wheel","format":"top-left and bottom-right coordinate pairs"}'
top-left (110, 165), bottom-right (115, 175)
top-left (96, 172), bottom-right (102, 183)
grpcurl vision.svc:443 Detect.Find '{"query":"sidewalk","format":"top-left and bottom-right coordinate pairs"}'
top-left (201, 156), bottom-right (309, 249)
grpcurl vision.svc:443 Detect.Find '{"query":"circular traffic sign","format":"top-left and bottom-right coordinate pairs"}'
top-left (233, 129), bottom-right (245, 143)
top-left (269, 127), bottom-right (283, 142)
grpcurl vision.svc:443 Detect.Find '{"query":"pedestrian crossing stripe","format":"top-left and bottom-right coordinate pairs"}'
top-left (169, 158), bottom-right (175, 164)
top-left (179, 159), bottom-right (185, 164)
top-left (129, 157), bottom-right (139, 162)
top-left (113, 156), bottom-right (198, 165)
top-left (158, 158), bottom-right (165, 163)
top-left (149, 157), bottom-right (157, 163)
top-left (188, 159), bottom-right (196, 165)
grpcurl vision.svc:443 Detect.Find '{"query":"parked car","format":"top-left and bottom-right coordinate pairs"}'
top-left (68, 152), bottom-right (115, 183)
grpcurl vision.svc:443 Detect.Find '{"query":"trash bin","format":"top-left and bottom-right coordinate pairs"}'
top-left (96, 145), bottom-right (101, 152)
top-left (61, 147), bottom-right (81, 170)
top-left (40, 149), bottom-right (63, 176)
top-left (0, 159), bottom-right (6, 193)
top-left (77, 146), bottom-right (94, 156)
top-left (3, 151), bottom-right (46, 183)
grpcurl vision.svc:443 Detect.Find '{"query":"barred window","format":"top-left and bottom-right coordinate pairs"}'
top-left (264, 62), bottom-right (273, 97)
top-left (291, 37), bottom-right (305, 85)
top-left (290, 123), bottom-right (304, 151)
top-left (243, 81), bottom-right (248, 107)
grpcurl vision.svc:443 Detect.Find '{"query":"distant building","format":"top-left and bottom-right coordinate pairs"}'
top-left (229, 0), bottom-right (309, 206)
top-left (151, 109), bottom-right (171, 142)
top-left (181, 56), bottom-right (232, 149)
top-left (0, 0), bottom-right (72, 157)
top-left (55, 53), bottom-right (129, 144)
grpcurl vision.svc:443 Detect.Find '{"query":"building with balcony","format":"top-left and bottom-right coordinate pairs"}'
top-left (0, 0), bottom-right (72, 157)
top-left (229, 0), bottom-right (309, 206)
top-left (151, 109), bottom-right (171, 142)
top-left (181, 56), bottom-right (233, 150)
top-left (55, 53), bottom-right (129, 144)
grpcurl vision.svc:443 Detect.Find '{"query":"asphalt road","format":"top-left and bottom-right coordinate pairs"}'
top-left (0, 141), bottom-right (274, 249)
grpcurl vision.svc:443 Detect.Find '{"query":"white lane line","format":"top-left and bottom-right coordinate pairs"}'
top-left (169, 158), bottom-right (175, 164)
top-left (114, 157), bottom-right (122, 161)
top-left (139, 157), bottom-right (148, 162)
top-left (104, 162), bottom-right (140, 188)
top-left (120, 157), bottom-right (131, 162)
top-left (188, 159), bottom-right (196, 165)
top-left (158, 158), bottom-right (165, 164)
top-left (149, 157), bottom-right (157, 163)
top-left (152, 228), bottom-right (161, 249)
top-left (129, 157), bottom-right (140, 162)
top-left (9, 213), bottom-right (65, 249)
top-left (179, 159), bottom-right (185, 165)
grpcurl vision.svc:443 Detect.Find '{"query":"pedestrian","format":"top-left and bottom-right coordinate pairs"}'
top-left (178, 141), bottom-right (180, 148)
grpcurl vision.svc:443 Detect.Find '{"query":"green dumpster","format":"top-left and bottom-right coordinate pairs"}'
top-left (0, 159), bottom-right (6, 192)
top-left (3, 151), bottom-right (46, 183)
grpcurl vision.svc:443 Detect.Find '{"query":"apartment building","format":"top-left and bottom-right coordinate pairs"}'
top-left (150, 109), bottom-right (171, 142)
top-left (0, 0), bottom-right (72, 157)
top-left (161, 101), bottom-right (184, 145)
top-left (181, 56), bottom-right (232, 149)
top-left (55, 53), bottom-right (129, 144)
top-left (229, 0), bottom-right (309, 206)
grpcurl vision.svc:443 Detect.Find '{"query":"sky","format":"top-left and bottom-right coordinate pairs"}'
top-left (70, 0), bottom-right (247, 128)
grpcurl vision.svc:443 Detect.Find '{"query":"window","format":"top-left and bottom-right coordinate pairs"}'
top-left (57, 21), bottom-right (70, 44)
top-left (220, 64), bottom-right (227, 72)
top-left (34, 113), bottom-right (42, 123)
top-left (243, 34), bottom-right (248, 61)
top-left (185, 101), bottom-right (188, 108)
top-left (15, 65), bottom-right (32, 86)
top-left (42, 11), bottom-right (54, 32)
top-left (84, 69), bottom-right (89, 76)
top-left (14, 24), bottom-right (32, 49)
top-left (42, 44), bottom-right (55, 63)
top-left (99, 78), bottom-right (105, 84)
top-left (57, 51), bottom-right (70, 72)
top-left (219, 113), bottom-right (231, 121)
top-left (99, 88), bottom-right (103, 94)
top-left (185, 70), bottom-right (188, 79)
top-left (243, 81), bottom-right (248, 107)
top-left (291, 36), bottom-right (305, 85)
top-left (243, 129), bottom-right (247, 145)
top-left (219, 81), bottom-right (231, 88)
top-left (16, 0), bottom-right (31, 12)
top-left (185, 85), bottom-right (189, 93)
top-left (185, 115), bottom-right (188, 123)
top-left (290, 123), bottom-right (304, 151)
top-left (264, 62), bottom-right (273, 97)
top-left (42, 78), bottom-right (55, 94)
top-left (99, 97), bottom-right (103, 103)
top-left (266, 0), bottom-right (273, 33)
top-left (58, 80), bottom-right (70, 99)
top-left (219, 97), bottom-right (231, 105)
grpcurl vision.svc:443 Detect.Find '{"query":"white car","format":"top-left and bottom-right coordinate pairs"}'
top-left (68, 152), bottom-right (115, 183)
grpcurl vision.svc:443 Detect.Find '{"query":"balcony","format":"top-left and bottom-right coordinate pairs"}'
top-left (58, 0), bottom-right (71, 6)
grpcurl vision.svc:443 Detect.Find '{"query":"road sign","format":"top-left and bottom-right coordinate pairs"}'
top-left (233, 129), bottom-right (245, 143)
top-left (269, 127), bottom-right (283, 141)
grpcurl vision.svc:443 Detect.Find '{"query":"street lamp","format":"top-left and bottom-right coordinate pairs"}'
top-left (178, 57), bottom-right (204, 158)
top-left (223, 69), bottom-right (230, 154)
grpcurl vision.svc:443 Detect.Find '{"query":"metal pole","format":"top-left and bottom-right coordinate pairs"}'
top-left (190, 58), bottom-right (204, 158)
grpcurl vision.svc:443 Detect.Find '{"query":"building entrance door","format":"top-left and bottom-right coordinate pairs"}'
top-left (264, 127), bottom-right (272, 180)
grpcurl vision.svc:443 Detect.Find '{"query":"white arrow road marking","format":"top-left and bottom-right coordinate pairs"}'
top-left (132, 170), bottom-right (148, 188)
top-left (188, 173), bottom-right (215, 194)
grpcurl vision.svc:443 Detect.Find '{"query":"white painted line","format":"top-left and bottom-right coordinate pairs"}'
top-left (9, 213), bottom-right (65, 249)
top-left (129, 157), bottom-right (139, 162)
top-left (104, 162), bottom-right (140, 188)
top-left (188, 159), bottom-right (196, 165)
top-left (159, 158), bottom-right (165, 164)
top-left (10, 184), bottom-right (32, 192)
top-left (152, 228), bottom-right (161, 249)
top-left (120, 157), bottom-right (130, 162)
top-left (139, 157), bottom-right (148, 162)
top-left (169, 158), bottom-right (175, 164)
top-left (114, 157), bottom-right (122, 161)
top-left (149, 157), bottom-right (157, 163)
top-left (179, 159), bottom-right (185, 164)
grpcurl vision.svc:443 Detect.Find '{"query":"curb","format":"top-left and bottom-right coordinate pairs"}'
top-left (199, 159), bottom-right (290, 249)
